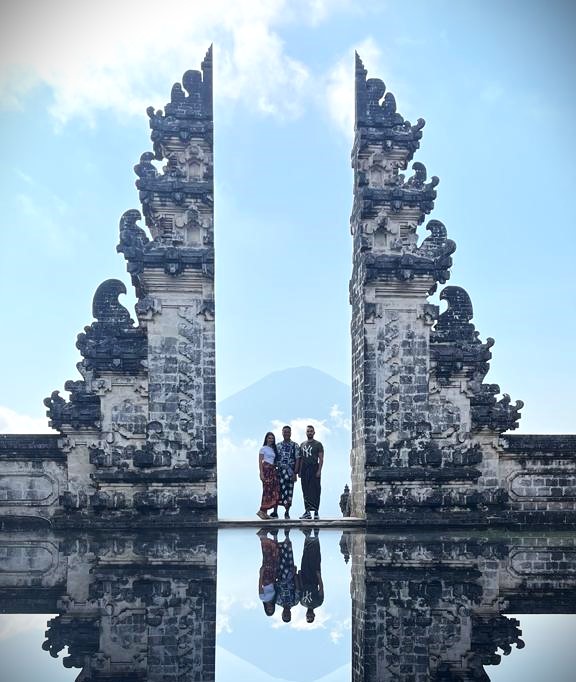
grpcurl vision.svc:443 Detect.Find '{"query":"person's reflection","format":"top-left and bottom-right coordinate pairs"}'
top-left (298, 528), bottom-right (323, 623)
top-left (276, 529), bottom-right (301, 623)
top-left (257, 528), bottom-right (279, 616)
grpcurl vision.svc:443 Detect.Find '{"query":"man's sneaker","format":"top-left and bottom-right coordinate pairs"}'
top-left (284, 511), bottom-right (290, 520)
top-left (269, 511), bottom-right (278, 519)
top-left (313, 511), bottom-right (320, 520)
top-left (299, 511), bottom-right (312, 520)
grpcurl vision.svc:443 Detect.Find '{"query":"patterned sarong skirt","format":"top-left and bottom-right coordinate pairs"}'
top-left (260, 461), bottom-right (279, 511)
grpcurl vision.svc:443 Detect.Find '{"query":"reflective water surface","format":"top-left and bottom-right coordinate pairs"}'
top-left (1, 528), bottom-right (576, 680)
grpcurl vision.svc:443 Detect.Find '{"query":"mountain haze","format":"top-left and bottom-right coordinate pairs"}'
top-left (217, 367), bottom-right (351, 519)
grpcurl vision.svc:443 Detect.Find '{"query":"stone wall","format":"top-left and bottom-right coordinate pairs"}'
top-left (0, 435), bottom-right (66, 523)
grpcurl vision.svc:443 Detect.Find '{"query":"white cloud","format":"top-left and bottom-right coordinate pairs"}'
top-left (0, 0), bottom-right (350, 124)
top-left (0, 406), bottom-right (51, 434)
top-left (322, 36), bottom-right (416, 140)
top-left (217, 414), bottom-right (234, 435)
top-left (0, 614), bottom-right (52, 640)
top-left (323, 37), bottom-right (383, 139)
top-left (271, 604), bottom-right (331, 630)
top-left (217, 591), bottom-right (259, 634)
top-left (270, 418), bottom-right (330, 443)
top-left (329, 616), bottom-right (351, 643)
top-left (13, 173), bottom-right (75, 251)
top-left (218, 434), bottom-right (258, 457)
top-left (329, 404), bottom-right (351, 431)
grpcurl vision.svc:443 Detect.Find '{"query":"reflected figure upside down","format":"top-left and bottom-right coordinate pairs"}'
top-left (299, 528), bottom-right (324, 623)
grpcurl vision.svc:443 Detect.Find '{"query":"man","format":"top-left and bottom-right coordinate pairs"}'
top-left (273, 425), bottom-right (300, 520)
top-left (298, 528), bottom-right (323, 623)
top-left (298, 425), bottom-right (324, 520)
top-left (275, 529), bottom-right (300, 623)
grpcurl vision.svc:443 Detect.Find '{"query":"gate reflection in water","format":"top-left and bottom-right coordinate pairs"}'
top-left (0, 529), bottom-right (575, 680)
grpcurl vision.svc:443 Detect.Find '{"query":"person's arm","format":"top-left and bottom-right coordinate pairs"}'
top-left (317, 447), bottom-right (324, 478)
top-left (293, 444), bottom-right (300, 481)
top-left (259, 450), bottom-right (264, 481)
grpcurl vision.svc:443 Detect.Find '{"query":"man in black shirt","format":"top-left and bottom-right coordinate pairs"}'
top-left (299, 528), bottom-right (324, 622)
top-left (298, 425), bottom-right (324, 520)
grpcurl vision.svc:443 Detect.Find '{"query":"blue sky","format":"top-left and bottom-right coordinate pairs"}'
top-left (1, 0), bottom-right (575, 436)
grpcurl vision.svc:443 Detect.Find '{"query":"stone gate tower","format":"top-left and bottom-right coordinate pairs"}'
top-left (0, 48), bottom-right (217, 525)
top-left (349, 55), bottom-right (576, 526)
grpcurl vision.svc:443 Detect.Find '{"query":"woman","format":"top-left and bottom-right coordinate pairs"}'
top-left (257, 529), bottom-right (278, 616)
top-left (257, 431), bottom-right (279, 520)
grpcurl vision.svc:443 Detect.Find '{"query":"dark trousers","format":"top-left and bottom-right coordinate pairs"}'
top-left (301, 465), bottom-right (321, 512)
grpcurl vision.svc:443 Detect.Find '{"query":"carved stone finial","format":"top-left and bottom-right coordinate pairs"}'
top-left (75, 279), bottom-right (146, 374)
top-left (434, 286), bottom-right (477, 343)
top-left (355, 52), bottom-right (425, 152)
top-left (92, 279), bottom-right (132, 325)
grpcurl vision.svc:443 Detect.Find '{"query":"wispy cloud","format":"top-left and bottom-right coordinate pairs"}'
top-left (329, 404), bottom-right (351, 431)
top-left (0, 406), bottom-right (51, 434)
top-left (329, 616), bottom-right (351, 643)
top-left (322, 36), bottom-right (417, 140)
top-left (270, 418), bottom-right (330, 443)
top-left (323, 37), bottom-right (383, 139)
top-left (0, 0), bottom-right (351, 124)
top-left (217, 414), bottom-right (234, 435)
top-left (0, 614), bottom-right (52, 640)
top-left (14, 190), bottom-right (74, 251)
top-left (271, 604), bottom-right (331, 630)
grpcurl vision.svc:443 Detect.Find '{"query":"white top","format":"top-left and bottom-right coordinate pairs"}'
top-left (259, 583), bottom-right (275, 602)
top-left (259, 445), bottom-right (276, 464)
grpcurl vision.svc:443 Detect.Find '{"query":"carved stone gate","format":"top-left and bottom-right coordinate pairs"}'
top-left (0, 49), bottom-right (575, 527)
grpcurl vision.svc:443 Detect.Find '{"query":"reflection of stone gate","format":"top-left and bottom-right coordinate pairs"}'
top-left (1, 529), bottom-right (575, 680)
top-left (0, 529), bottom-right (217, 680)
top-left (340, 531), bottom-right (576, 681)
top-left (0, 49), bottom-right (575, 526)
top-left (347, 54), bottom-right (576, 525)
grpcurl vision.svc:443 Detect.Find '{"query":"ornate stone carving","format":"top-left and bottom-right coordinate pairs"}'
top-left (44, 381), bottom-right (101, 431)
top-left (76, 279), bottom-right (147, 374)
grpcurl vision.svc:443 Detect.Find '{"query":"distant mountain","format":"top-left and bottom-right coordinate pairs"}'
top-left (217, 366), bottom-right (351, 519)
top-left (218, 366), bottom-right (350, 426)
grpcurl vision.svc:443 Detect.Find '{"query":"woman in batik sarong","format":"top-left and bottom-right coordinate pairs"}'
top-left (257, 529), bottom-right (279, 616)
top-left (275, 425), bottom-right (301, 519)
top-left (257, 432), bottom-right (279, 520)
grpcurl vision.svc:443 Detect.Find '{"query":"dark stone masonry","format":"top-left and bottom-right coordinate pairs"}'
top-left (341, 530), bottom-right (576, 681)
top-left (0, 49), bottom-right (574, 528)
top-left (1, 48), bottom-right (216, 527)
top-left (347, 54), bottom-right (576, 526)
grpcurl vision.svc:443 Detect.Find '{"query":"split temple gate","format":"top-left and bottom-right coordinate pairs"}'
top-left (1, 48), bottom-right (576, 682)
top-left (0, 49), bottom-right (575, 527)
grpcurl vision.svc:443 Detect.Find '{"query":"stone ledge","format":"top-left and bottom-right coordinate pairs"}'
top-left (0, 435), bottom-right (63, 460)
top-left (366, 467), bottom-right (481, 482)
top-left (500, 435), bottom-right (576, 457)
top-left (91, 468), bottom-right (216, 483)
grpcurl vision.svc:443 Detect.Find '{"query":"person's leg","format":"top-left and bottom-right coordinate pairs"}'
top-left (300, 466), bottom-right (313, 519)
